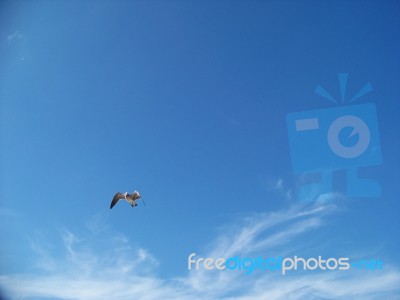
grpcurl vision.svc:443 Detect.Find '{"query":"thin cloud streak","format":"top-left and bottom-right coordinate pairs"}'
top-left (7, 31), bottom-right (24, 42)
top-left (1, 204), bottom-right (399, 300)
top-left (208, 204), bottom-right (335, 258)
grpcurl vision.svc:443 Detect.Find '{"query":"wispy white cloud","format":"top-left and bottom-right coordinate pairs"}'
top-left (263, 177), bottom-right (294, 202)
top-left (207, 204), bottom-right (335, 258)
top-left (5, 30), bottom-right (26, 61)
top-left (1, 204), bottom-right (399, 300)
top-left (7, 31), bottom-right (24, 43)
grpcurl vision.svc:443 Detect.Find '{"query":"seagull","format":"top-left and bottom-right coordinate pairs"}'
top-left (110, 191), bottom-right (142, 209)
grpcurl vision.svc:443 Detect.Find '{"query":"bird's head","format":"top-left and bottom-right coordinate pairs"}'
top-left (133, 191), bottom-right (141, 198)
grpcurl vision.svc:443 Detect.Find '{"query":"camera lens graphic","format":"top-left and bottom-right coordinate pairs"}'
top-left (327, 115), bottom-right (371, 159)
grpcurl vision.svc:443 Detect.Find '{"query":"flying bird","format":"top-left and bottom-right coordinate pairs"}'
top-left (110, 191), bottom-right (142, 209)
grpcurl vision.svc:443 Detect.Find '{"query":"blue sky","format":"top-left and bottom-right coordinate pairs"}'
top-left (1, 1), bottom-right (400, 299)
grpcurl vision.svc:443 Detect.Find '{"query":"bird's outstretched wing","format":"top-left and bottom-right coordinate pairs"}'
top-left (110, 192), bottom-right (125, 209)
